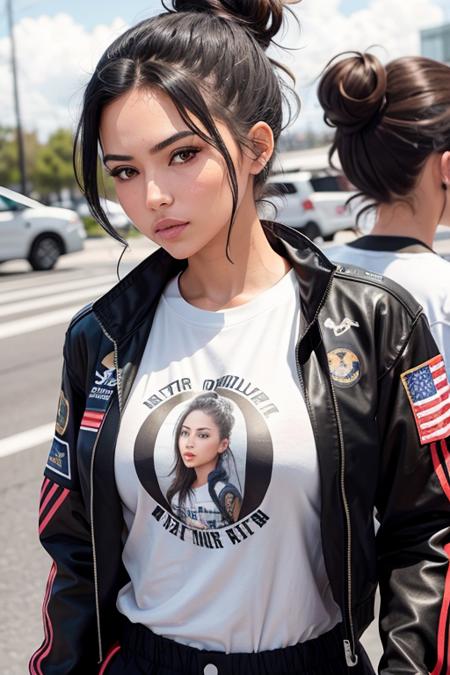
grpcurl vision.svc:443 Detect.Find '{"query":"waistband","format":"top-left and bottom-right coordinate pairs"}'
top-left (120, 619), bottom-right (351, 675)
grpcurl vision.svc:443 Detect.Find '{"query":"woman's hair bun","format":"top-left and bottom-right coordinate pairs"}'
top-left (170, 0), bottom-right (297, 49)
top-left (317, 51), bottom-right (387, 135)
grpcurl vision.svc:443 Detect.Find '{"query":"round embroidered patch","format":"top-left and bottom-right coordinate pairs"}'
top-left (327, 348), bottom-right (361, 388)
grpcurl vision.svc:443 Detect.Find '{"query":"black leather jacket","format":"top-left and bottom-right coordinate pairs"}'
top-left (30, 223), bottom-right (450, 674)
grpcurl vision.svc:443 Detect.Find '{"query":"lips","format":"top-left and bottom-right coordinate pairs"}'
top-left (154, 218), bottom-right (189, 233)
top-left (183, 453), bottom-right (195, 460)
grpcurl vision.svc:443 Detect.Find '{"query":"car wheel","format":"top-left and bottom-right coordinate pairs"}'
top-left (29, 235), bottom-right (62, 271)
top-left (300, 222), bottom-right (320, 241)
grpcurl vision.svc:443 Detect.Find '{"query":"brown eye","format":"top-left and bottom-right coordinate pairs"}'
top-left (170, 148), bottom-right (200, 165)
top-left (109, 167), bottom-right (137, 181)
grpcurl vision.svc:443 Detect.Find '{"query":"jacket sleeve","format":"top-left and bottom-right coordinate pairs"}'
top-left (376, 312), bottom-right (450, 675)
top-left (29, 336), bottom-right (99, 674)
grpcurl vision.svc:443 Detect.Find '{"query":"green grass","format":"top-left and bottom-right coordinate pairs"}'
top-left (81, 216), bottom-right (141, 239)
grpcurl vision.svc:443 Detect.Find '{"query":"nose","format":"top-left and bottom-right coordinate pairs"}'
top-left (145, 179), bottom-right (173, 211)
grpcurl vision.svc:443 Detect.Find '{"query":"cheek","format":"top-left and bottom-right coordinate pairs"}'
top-left (187, 160), bottom-right (229, 199)
top-left (113, 184), bottom-right (140, 218)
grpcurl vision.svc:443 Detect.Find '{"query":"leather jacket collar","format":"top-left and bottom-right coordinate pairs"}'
top-left (93, 222), bottom-right (337, 345)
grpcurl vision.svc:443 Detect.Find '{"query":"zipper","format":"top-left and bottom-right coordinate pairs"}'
top-left (94, 314), bottom-right (123, 413)
top-left (294, 276), bottom-right (359, 668)
top-left (89, 399), bottom-right (113, 664)
top-left (91, 314), bottom-right (122, 663)
top-left (328, 373), bottom-right (359, 667)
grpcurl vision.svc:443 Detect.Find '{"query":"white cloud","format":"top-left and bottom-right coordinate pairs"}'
top-left (0, 1), bottom-right (445, 140)
top-left (276, 0), bottom-right (445, 131)
top-left (0, 13), bottom-right (128, 139)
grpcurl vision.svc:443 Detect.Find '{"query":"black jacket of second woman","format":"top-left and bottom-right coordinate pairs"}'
top-left (30, 222), bottom-right (450, 675)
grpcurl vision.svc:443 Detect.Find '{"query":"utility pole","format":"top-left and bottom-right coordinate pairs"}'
top-left (6, 0), bottom-right (27, 195)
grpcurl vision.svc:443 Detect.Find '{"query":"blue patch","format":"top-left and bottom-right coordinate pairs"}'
top-left (46, 436), bottom-right (71, 480)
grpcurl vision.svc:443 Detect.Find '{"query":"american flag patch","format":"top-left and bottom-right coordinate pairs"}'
top-left (401, 355), bottom-right (450, 445)
top-left (80, 409), bottom-right (105, 432)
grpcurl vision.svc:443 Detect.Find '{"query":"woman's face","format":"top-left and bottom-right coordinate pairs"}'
top-left (100, 87), bottom-right (257, 259)
top-left (178, 410), bottom-right (228, 470)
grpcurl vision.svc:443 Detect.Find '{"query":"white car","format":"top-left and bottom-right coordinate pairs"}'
top-left (76, 197), bottom-right (132, 232)
top-left (0, 186), bottom-right (86, 270)
top-left (262, 171), bottom-right (356, 241)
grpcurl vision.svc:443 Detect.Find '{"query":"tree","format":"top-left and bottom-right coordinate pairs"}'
top-left (0, 126), bottom-right (39, 190)
top-left (0, 126), bottom-right (20, 186)
top-left (32, 128), bottom-right (77, 199)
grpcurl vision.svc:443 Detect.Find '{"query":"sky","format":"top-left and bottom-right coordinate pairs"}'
top-left (0, 0), bottom-right (449, 140)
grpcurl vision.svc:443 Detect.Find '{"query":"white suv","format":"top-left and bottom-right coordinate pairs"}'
top-left (0, 186), bottom-right (86, 270)
top-left (262, 171), bottom-right (356, 241)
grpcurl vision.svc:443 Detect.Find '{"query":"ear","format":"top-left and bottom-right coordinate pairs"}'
top-left (440, 150), bottom-right (450, 188)
top-left (218, 439), bottom-right (229, 454)
top-left (247, 122), bottom-right (274, 176)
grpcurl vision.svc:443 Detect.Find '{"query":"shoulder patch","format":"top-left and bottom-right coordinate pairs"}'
top-left (55, 390), bottom-right (69, 436)
top-left (401, 355), bottom-right (450, 445)
top-left (46, 436), bottom-right (71, 480)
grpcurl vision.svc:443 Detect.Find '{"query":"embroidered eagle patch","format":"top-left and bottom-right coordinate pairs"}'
top-left (46, 436), bottom-right (71, 479)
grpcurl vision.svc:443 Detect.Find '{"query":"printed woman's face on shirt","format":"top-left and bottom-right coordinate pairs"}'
top-left (178, 410), bottom-right (228, 471)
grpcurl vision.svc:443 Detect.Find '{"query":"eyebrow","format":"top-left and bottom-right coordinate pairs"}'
top-left (103, 130), bottom-right (196, 164)
top-left (181, 425), bottom-right (211, 431)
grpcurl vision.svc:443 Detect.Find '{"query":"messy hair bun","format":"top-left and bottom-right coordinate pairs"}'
top-left (317, 51), bottom-right (450, 212)
top-left (170, 0), bottom-right (289, 49)
top-left (318, 52), bottom-right (387, 135)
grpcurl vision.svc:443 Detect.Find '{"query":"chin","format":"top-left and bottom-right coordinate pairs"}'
top-left (159, 241), bottom-right (205, 260)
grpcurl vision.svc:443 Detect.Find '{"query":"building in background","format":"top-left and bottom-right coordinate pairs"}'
top-left (421, 23), bottom-right (450, 64)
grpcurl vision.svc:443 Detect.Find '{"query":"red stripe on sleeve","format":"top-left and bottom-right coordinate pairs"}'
top-left (99, 644), bottom-right (121, 674)
top-left (431, 543), bottom-right (450, 675)
top-left (39, 483), bottom-right (60, 519)
top-left (40, 478), bottom-right (50, 499)
top-left (39, 488), bottom-right (70, 535)
top-left (29, 562), bottom-right (57, 675)
top-left (430, 442), bottom-right (450, 503)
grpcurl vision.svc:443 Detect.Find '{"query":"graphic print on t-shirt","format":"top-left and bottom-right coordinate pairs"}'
top-left (133, 378), bottom-right (275, 546)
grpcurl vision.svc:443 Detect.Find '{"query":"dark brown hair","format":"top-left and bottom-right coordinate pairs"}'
top-left (74, 0), bottom-right (300, 247)
top-left (317, 51), bottom-right (450, 217)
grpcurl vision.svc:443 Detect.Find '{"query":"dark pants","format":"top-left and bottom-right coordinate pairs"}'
top-left (100, 619), bottom-right (376, 675)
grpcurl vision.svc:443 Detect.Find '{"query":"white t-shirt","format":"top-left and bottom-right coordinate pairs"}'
top-left (327, 241), bottom-right (450, 369)
top-left (114, 269), bottom-right (341, 653)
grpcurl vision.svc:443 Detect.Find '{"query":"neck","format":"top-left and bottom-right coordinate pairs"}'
top-left (192, 462), bottom-right (216, 489)
top-left (370, 198), bottom-right (440, 249)
top-left (179, 194), bottom-right (290, 310)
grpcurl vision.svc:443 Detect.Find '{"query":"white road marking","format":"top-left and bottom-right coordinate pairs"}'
top-left (0, 305), bottom-right (87, 339)
top-left (0, 273), bottom-right (116, 305)
top-left (0, 270), bottom-right (87, 293)
top-left (0, 283), bottom-right (112, 317)
top-left (0, 423), bottom-right (54, 458)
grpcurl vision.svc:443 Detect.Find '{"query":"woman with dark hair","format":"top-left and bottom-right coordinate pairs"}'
top-left (320, 51), bottom-right (450, 367)
top-left (30, 3), bottom-right (450, 675)
top-left (168, 392), bottom-right (242, 529)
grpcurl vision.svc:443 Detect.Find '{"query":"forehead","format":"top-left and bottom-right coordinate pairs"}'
top-left (100, 88), bottom-right (187, 147)
top-left (183, 409), bottom-right (216, 427)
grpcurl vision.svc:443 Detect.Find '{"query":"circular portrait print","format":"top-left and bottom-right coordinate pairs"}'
top-left (134, 388), bottom-right (273, 531)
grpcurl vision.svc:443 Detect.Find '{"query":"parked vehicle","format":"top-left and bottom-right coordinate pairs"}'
top-left (76, 197), bottom-right (132, 232)
top-left (0, 186), bottom-right (86, 270)
top-left (262, 171), bottom-right (356, 241)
